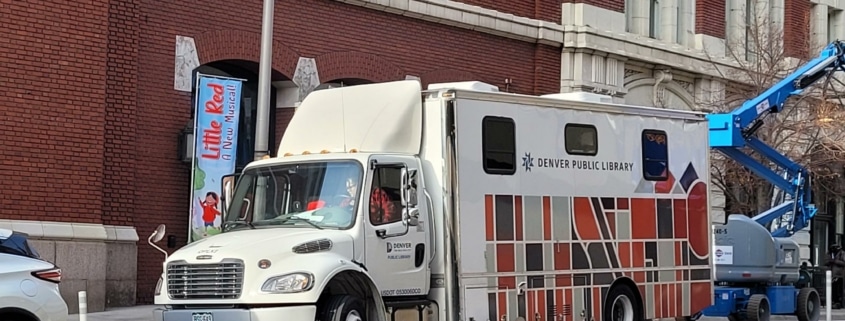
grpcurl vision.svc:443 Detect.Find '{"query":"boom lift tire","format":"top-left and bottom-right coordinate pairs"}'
top-left (320, 294), bottom-right (366, 321)
top-left (746, 294), bottom-right (770, 321)
top-left (796, 287), bottom-right (821, 321)
top-left (603, 284), bottom-right (642, 321)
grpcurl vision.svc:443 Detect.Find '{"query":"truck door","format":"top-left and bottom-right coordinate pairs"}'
top-left (364, 155), bottom-right (430, 298)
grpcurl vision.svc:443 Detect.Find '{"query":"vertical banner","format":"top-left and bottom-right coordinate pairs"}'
top-left (188, 74), bottom-right (243, 243)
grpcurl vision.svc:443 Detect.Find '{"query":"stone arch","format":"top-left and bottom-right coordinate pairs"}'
top-left (314, 51), bottom-right (405, 83)
top-left (419, 68), bottom-right (478, 89)
top-left (193, 29), bottom-right (300, 79)
top-left (624, 78), bottom-right (696, 111)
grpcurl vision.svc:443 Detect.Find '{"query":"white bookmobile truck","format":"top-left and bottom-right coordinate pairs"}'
top-left (149, 80), bottom-right (715, 321)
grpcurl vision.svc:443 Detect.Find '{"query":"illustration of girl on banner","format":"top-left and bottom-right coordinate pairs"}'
top-left (198, 191), bottom-right (221, 236)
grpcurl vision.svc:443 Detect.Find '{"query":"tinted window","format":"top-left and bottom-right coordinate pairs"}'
top-left (564, 124), bottom-right (598, 156)
top-left (0, 232), bottom-right (40, 259)
top-left (370, 166), bottom-right (403, 226)
top-left (482, 116), bottom-right (516, 175)
top-left (642, 129), bottom-right (669, 181)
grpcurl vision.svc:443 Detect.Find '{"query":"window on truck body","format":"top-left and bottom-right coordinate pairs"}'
top-left (642, 129), bottom-right (669, 181)
top-left (563, 124), bottom-right (598, 156)
top-left (482, 116), bottom-right (516, 175)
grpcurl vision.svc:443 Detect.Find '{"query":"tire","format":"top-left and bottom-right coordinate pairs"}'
top-left (746, 294), bottom-right (770, 321)
top-left (320, 294), bottom-right (366, 321)
top-left (796, 287), bottom-right (821, 321)
top-left (604, 284), bottom-right (642, 321)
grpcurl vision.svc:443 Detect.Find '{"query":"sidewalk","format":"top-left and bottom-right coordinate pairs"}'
top-left (68, 304), bottom-right (845, 321)
top-left (67, 305), bottom-right (160, 321)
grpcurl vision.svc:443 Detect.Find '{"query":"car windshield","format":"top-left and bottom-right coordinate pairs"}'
top-left (222, 160), bottom-right (363, 232)
top-left (0, 232), bottom-right (41, 259)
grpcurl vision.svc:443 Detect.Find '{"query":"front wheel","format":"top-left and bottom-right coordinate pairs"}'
top-left (746, 294), bottom-right (770, 321)
top-left (796, 287), bottom-right (821, 321)
top-left (320, 295), bottom-right (366, 321)
top-left (604, 284), bottom-right (642, 321)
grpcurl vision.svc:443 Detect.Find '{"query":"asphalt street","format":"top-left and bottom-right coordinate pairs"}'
top-left (67, 305), bottom-right (845, 321)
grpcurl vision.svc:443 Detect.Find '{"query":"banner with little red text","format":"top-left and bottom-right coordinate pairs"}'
top-left (188, 74), bottom-right (243, 243)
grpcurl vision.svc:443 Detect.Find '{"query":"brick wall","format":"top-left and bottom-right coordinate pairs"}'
top-left (104, 0), bottom-right (140, 227)
top-left (572, 0), bottom-right (624, 13)
top-left (696, 0), bottom-right (726, 38)
top-left (784, 0), bottom-right (811, 59)
top-left (0, 0), bottom-right (109, 224)
top-left (456, 0), bottom-right (624, 22)
top-left (457, 0), bottom-right (563, 22)
top-left (132, 0), bottom-right (560, 303)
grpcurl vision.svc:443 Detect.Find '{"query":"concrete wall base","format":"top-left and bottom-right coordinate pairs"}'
top-left (0, 220), bottom-right (139, 314)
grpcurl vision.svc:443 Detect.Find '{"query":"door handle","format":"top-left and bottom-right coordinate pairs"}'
top-left (414, 244), bottom-right (425, 267)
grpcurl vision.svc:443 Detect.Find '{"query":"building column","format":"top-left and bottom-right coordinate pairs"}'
top-left (693, 76), bottom-right (728, 223)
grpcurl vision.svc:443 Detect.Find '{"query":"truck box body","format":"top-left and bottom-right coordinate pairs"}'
top-left (151, 80), bottom-right (714, 321)
top-left (439, 89), bottom-right (715, 321)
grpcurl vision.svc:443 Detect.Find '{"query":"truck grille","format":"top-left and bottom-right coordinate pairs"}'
top-left (166, 259), bottom-right (244, 299)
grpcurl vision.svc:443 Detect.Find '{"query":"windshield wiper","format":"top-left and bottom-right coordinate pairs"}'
top-left (278, 216), bottom-right (324, 230)
top-left (222, 220), bottom-right (255, 232)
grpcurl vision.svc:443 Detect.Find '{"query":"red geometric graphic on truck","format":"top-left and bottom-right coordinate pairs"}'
top-left (483, 162), bottom-right (711, 321)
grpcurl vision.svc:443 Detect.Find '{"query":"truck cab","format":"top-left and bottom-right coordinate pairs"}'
top-left (152, 81), bottom-right (435, 321)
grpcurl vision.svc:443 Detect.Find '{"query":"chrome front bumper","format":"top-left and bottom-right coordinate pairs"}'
top-left (153, 305), bottom-right (317, 321)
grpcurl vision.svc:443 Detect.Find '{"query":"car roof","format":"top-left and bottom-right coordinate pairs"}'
top-left (0, 228), bottom-right (13, 239)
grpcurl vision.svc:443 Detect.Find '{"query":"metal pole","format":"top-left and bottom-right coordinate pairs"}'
top-left (78, 291), bottom-right (87, 321)
top-left (254, 0), bottom-right (274, 161)
top-left (826, 270), bottom-right (832, 321)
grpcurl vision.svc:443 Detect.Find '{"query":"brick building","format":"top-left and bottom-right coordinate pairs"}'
top-left (1, 0), bottom-right (840, 313)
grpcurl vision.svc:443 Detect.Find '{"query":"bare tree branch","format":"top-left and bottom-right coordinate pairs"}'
top-left (700, 2), bottom-right (845, 216)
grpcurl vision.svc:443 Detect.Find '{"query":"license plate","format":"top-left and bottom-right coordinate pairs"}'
top-left (192, 312), bottom-right (213, 321)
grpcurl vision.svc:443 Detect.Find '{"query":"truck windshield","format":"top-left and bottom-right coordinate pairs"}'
top-left (223, 160), bottom-right (363, 231)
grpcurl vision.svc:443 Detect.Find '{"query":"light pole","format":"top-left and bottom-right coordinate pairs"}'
top-left (254, 0), bottom-right (274, 161)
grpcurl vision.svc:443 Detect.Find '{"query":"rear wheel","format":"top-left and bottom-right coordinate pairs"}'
top-left (320, 294), bottom-right (366, 321)
top-left (604, 284), bottom-right (642, 321)
top-left (796, 287), bottom-right (821, 321)
top-left (746, 294), bottom-right (770, 321)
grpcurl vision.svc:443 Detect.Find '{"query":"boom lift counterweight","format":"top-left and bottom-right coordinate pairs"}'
top-left (700, 40), bottom-right (845, 321)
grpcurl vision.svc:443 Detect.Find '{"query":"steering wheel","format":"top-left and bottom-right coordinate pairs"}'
top-left (328, 194), bottom-right (355, 207)
top-left (314, 205), bottom-right (353, 226)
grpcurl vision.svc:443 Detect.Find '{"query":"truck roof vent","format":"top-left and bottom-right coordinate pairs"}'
top-left (542, 92), bottom-right (613, 104)
top-left (292, 238), bottom-right (333, 254)
top-left (427, 81), bottom-right (499, 92)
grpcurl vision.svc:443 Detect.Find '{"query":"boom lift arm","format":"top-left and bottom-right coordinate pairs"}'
top-left (707, 40), bottom-right (845, 237)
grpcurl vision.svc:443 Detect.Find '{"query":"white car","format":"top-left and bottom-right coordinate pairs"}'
top-left (0, 228), bottom-right (68, 321)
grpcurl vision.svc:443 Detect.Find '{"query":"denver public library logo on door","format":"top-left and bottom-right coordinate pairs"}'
top-left (386, 242), bottom-right (413, 254)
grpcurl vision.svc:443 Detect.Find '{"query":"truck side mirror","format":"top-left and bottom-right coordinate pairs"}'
top-left (150, 224), bottom-right (166, 243)
top-left (406, 208), bottom-right (420, 226)
top-left (401, 168), bottom-right (418, 208)
top-left (221, 173), bottom-right (240, 216)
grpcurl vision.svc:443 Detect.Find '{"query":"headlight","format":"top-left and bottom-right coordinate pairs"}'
top-left (155, 275), bottom-right (163, 296)
top-left (261, 272), bottom-right (314, 293)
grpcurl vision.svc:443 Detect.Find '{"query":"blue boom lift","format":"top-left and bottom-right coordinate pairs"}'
top-left (696, 41), bottom-right (845, 321)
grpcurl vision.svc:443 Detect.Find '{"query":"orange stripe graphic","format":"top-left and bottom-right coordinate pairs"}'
top-left (485, 195), bottom-right (494, 241)
top-left (543, 196), bottom-right (552, 240)
top-left (573, 197), bottom-right (600, 240)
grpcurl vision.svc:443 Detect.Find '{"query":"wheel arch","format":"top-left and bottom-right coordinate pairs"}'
top-left (318, 268), bottom-right (388, 321)
top-left (608, 276), bottom-right (644, 319)
top-left (0, 307), bottom-right (39, 321)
